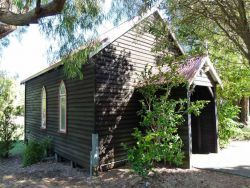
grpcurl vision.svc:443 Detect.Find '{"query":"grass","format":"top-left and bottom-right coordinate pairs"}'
top-left (10, 140), bottom-right (25, 156)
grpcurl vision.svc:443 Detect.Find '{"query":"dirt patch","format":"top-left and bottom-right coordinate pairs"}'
top-left (0, 156), bottom-right (250, 188)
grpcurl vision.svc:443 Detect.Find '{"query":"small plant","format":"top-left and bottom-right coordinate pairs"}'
top-left (22, 137), bottom-right (53, 167)
top-left (22, 139), bottom-right (44, 167)
top-left (42, 137), bottom-right (53, 157)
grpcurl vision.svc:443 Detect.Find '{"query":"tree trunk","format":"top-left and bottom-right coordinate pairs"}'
top-left (239, 96), bottom-right (249, 126)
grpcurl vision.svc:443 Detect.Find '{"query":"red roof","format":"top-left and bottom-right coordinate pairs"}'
top-left (149, 55), bottom-right (221, 87)
top-left (178, 56), bottom-right (206, 83)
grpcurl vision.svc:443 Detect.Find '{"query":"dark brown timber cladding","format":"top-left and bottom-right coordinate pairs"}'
top-left (94, 14), bottom-right (182, 169)
top-left (25, 64), bottom-right (95, 168)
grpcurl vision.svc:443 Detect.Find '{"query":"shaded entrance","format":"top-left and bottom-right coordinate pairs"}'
top-left (191, 86), bottom-right (218, 154)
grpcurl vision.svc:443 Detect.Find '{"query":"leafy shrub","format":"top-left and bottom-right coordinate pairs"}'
top-left (0, 75), bottom-right (22, 158)
top-left (22, 137), bottom-right (52, 167)
top-left (0, 105), bottom-right (20, 158)
top-left (127, 95), bottom-right (207, 176)
top-left (218, 101), bottom-right (242, 147)
top-left (22, 139), bottom-right (44, 167)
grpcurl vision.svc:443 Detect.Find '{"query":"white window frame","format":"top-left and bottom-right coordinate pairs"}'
top-left (41, 86), bottom-right (47, 129)
top-left (59, 81), bottom-right (67, 133)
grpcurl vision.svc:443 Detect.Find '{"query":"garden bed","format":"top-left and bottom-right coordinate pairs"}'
top-left (1, 141), bottom-right (250, 187)
top-left (0, 155), bottom-right (250, 188)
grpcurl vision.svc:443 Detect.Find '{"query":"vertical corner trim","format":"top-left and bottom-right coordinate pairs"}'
top-left (90, 133), bottom-right (99, 176)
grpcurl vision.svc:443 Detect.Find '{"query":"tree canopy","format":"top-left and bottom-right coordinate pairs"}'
top-left (166, 0), bottom-right (250, 65)
top-left (0, 0), bottom-right (249, 68)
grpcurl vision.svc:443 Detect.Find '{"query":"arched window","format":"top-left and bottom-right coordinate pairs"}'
top-left (41, 86), bottom-right (46, 129)
top-left (59, 81), bottom-right (67, 133)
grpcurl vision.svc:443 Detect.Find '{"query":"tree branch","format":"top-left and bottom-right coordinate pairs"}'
top-left (0, 0), bottom-right (66, 26)
top-left (199, 1), bottom-right (249, 62)
top-left (0, 24), bottom-right (16, 38)
top-left (35, 0), bottom-right (41, 14)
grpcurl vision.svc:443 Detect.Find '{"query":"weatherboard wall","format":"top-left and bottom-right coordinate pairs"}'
top-left (93, 14), bottom-right (184, 169)
top-left (25, 64), bottom-right (95, 168)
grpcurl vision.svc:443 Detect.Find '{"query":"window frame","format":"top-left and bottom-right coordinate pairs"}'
top-left (59, 80), bottom-right (67, 133)
top-left (41, 86), bottom-right (47, 129)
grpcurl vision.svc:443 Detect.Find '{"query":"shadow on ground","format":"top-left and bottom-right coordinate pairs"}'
top-left (204, 165), bottom-right (250, 178)
top-left (192, 141), bottom-right (250, 178)
top-left (1, 155), bottom-right (250, 188)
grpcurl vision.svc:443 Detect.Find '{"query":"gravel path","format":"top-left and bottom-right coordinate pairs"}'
top-left (192, 141), bottom-right (250, 177)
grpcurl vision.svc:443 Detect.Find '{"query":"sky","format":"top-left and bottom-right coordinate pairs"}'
top-left (0, 25), bottom-right (49, 82)
top-left (0, 0), bottom-right (113, 83)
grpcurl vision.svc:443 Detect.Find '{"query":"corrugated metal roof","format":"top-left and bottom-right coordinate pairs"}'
top-left (178, 55), bottom-right (205, 83)
top-left (151, 55), bottom-right (222, 87)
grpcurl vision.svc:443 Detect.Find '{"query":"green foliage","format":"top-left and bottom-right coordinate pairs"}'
top-left (42, 137), bottom-right (53, 157)
top-left (22, 137), bottom-right (52, 167)
top-left (127, 55), bottom-right (207, 176)
top-left (164, 0), bottom-right (250, 147)
top-left (0, 74), bottom-right (20, 158)
top-left (216, 63), bottom-right (250, 101)
top-left (14, 105), bottom-right (24, 116)
top-left (127, 89), bottom-right (208, 176)
top-left (235, 127), bottom-right (250, 141)
top-left (62, 42), bottom-right (100, 79)
top-left (127, 97), bottom-right (185, 176)
top-left (40, 0), bottom-right (107, 79)
top-left (22, 139), bottom-right (44, 167)
top-left (166, 0), bottom-right (250, 65)
top-left (217, 101), bottom-right (243, 147)
top-left (214, 51), bottom-right (250, 147)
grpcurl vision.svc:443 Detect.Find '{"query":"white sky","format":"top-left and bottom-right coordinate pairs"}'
top-left (0, 0), bottom-right (113, 83)
top-left (0, 25), bottom-right (49, 82)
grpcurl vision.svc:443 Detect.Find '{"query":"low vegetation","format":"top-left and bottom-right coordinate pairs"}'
top-left (22, 137), bottom-right (52, 167)
top-left (233, 127), bottom-right (250, 141)
top-left (217, 102), bottom-right (244, 147)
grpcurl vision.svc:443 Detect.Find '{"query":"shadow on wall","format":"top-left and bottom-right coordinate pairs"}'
top-left (93, 44), bottom-right (142, 170)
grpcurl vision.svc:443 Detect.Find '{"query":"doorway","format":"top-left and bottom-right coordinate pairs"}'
top-left (191, 86), bottom-right (218, 154)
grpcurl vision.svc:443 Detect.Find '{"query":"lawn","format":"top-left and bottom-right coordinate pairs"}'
top-left (10, 140), bottom-right (25, 156)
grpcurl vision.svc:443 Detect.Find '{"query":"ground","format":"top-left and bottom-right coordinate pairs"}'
top-left (0, 141), bottom-right (250, 188)
top-left (193, 141), bottom-right (250, 178)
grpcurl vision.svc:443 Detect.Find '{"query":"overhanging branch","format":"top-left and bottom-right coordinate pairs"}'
top-left (0, 24), bottom-right (16, 38)
top-left (0, 0), bottom-right (66, 26)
